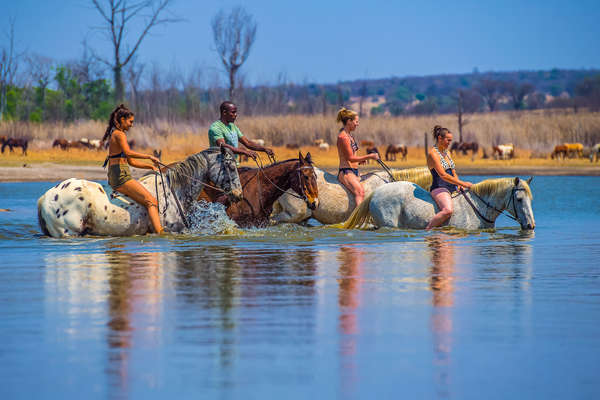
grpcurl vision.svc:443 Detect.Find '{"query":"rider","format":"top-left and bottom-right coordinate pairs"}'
top-left (336, 108), bottom-right (379, 206)
top-left (101, 104), bottom-right (163, 234)
top-left (208, 101), bottom-right (274, 163)
top-left (426, 125), bottom-right (473, 230)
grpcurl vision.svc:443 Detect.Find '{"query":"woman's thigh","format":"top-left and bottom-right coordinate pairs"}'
top-left (431, 189), bottom-right (452, 211)
top-left (339, 172), bottom-right (363, 195)
top-left (117, 179), bottom-right (156, 206)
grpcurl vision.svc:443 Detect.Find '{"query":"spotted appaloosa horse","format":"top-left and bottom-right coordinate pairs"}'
top-left (37, 147), bottom-right (242, 237)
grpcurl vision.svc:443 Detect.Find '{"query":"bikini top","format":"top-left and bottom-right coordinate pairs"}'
top-left (102, 152), bottom-right (126, 168)
top-left (432, 145), bottom-right (455, 170)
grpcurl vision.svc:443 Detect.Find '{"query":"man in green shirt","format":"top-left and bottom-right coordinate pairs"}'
top-left (208, 101), bottom-right (274, 161)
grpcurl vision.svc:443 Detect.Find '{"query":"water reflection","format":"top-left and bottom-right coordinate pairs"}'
top-left (336, 246), bottom-right (365, 398)
top-left (426, 234), bottom-right (456, 399)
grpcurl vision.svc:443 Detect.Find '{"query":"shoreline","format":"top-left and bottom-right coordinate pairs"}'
top-left (1, 162), bottom-right (599, 183)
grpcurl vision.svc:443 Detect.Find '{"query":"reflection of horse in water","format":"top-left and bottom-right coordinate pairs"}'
top-left (271, 167), bottom-right (432, 224)
top-left (343, 177), bottom-right (535, 231)
top-left (37, 147), bottom-right (242, 237)
top-left (199, 153), bottom-right (319, 228)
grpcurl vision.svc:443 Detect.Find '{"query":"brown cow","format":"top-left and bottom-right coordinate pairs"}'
top-left (385, 144), bottom-right (407, 161)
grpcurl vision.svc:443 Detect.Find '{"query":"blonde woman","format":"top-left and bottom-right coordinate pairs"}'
top-left (426, 125), bottom-right (473, 229)
top-left (336, 108), bottom-right (379, 206)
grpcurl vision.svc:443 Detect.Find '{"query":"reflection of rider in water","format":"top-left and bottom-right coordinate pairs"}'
top-left (426, 125), bottom-right (473, 230)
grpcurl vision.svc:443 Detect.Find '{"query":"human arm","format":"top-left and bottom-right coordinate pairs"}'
top-left (239, 136), bottom-right (274, 156)
top-left (113, 131), bottom-right (159, 170)
top-left (337, 135), bottom-right (379, 163)
top-left (215, 138), bottom-right (257, 159)
top-left (427, 149), bottom-right (472, 188)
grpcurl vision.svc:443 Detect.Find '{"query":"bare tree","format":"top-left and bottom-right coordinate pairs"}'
top-left (0, 18), bottom-right (20, 121)
top-left (90, 0), bottom-right (180, 102)
top-left (476, 79), bottom-right (502, 112)
top-left (26, 53), bottom-right (54, 119)
top-left (454, 88), bottom-right (482, 142)
top-left (211, 6), bottom-right (257, 101)
top-left (504, 81), bottom-right (534, 110)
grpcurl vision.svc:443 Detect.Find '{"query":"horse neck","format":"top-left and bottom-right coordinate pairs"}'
top-left (166, 153), bottom-right (209, 205)
top-left (471, 188), bottom-right (512, 222)
top-left (258, 160), bottom-right (300, 204)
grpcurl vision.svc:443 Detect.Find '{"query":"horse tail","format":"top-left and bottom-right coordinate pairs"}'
top-left (339, 192), bottom-right (375, 229)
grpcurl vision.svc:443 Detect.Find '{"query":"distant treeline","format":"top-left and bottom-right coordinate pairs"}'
top-left (1, 62), bottom-right (599, 126)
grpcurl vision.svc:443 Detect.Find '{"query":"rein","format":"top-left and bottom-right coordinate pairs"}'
top-left (376, 158), bottom-right (396, 182)
top-left (460, 187), bottom-right (524, 223)
top-left (252, 157), bottom-right (309, 201)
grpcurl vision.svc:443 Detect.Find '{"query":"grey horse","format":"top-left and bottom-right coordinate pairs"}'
top-left (343, 177), bottom-right (535, 231)
top-left (38, 147), bottom-right (243, 237)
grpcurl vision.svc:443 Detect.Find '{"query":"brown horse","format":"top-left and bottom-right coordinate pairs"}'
top-left (1, 136), bottom-right (29, 155)
top-left (200, 152), bottom-right (319, 228)
top-left (551, 144), bottom-right (568, 159)
top-left (450, 141), bottom-right (479, 157)
top-left (385, 144), bottom-right (407, 161)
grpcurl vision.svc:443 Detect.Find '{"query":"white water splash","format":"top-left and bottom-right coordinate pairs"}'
top-left (186, 201), bottom-right (240, 235)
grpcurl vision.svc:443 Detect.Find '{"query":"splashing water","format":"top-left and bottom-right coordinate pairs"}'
top-left (186, 200), bottom-right (241, 235)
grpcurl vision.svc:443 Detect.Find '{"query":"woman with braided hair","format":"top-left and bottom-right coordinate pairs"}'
top-left (336, 108), bottom-right (380, 206)
top-left (426, 125), bottom-right (473, 229)
top-left (101, 104), bottom-right (163, 234)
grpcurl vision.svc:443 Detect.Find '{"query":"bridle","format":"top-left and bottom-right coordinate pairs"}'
top-left (252, 157), bottom-right (316, 203)
top-left (460, 186), bottom-right (527, 224)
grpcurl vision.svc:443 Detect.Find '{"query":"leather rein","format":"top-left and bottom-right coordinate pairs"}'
top-left (459, 187), bottom-right (525, 224)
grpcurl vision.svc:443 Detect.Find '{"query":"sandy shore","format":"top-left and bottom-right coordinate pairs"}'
top-left (1, 162), bottom-right (599, 183)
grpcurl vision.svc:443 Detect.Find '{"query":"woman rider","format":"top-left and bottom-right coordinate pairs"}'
top-left (336, 108), bottom-right (380, 206)
top-left (101, 104), bottom-right (163, 234)
top-left (426, 125), bottom-right (473, 229)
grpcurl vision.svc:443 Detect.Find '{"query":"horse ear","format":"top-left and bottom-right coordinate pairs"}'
top-left (305, 152), bottom-right (313, 164)
top-left (514, 177), bottom-right (520, 186)
top-left (527, 176), bottom-right (533, 185)
top-left (298, 151), bottom-right (304, 162)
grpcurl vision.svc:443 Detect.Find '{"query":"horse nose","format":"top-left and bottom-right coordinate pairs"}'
top-left (308, 198), bottom-right (318, 210)
top-left (526, 223), bottom-right (535, 230)
top-left (231, 189), bottom-right (243, 202)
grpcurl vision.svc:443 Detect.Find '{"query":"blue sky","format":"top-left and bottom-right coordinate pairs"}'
top-left (1, 0), bottom-right (598, 85)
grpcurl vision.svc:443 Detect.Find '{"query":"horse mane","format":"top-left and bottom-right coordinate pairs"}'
top-left (471, 177), bottom-right (532, 199)
top-left (165, 150), bottom-right (209, 190)
top-left (391, 167), bottom-right (431, 190)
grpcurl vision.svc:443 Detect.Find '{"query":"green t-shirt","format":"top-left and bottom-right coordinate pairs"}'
top-left (208, 120), bottom-right (244, 148)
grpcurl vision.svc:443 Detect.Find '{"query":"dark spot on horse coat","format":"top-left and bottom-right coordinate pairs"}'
top-left (104, 205), bottom-right (107, 211)
top-left (104, 216), bottom-right (107, 220)
top-left (62, 210), bottom-right (68, 216)
top-left (54, 183), bottom-right (60, 188)
top-left (74, 187), bottom-right (82, 191)
top-left (98, 187), bottom-right (104, 193)
top-left (55, 208), bottom-right (60, 215)
top-left (64, 229), bottom-right (68, 233)
top-left (112, 210), bottom-right (115, 213)
top-left (61, 182), bottom-right (71, 190)
top-left (88, 203), bottom-right (92, 208)
top-left (78, 197), bottom-right (84, 201)
top-left (54, 194), bottom-right (58, 201)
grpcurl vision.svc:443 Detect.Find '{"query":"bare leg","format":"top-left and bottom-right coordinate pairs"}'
top-left (427, 189), bottom-right (453, 230)
top-left (338, 171), bottom-right (365, 206)
top-left (116, 179), bottom-right (164, 234)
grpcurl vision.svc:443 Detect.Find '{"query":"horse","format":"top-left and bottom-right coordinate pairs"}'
top-left (153, 149), bottom-right (162, 160)
top-left (318, 142), bottom-right (330, 151)
top-left (493, 144), bottom-right (514, 160)
top-left (37, 147), bottom-right (243, 237)
top-left (365, 146), bottom-right (380, 164)
top-left (360, 140), bottom-right (374, 148)
top-left (342, 177), bottom-right (535, 231)
top-left (590, 143), bottom-right (600, 162)
top-left (271, 166), bottom-right (432, 225)
top-left (200, 152), bottom-right (318, 228)
top-left (551, 144), bottom-right (568, 160)
top-left (451, 142), bottom-right (479, 157)
top-left (1, 137), bottom-right (29, 155)
top-left (564, 142), bottom-right (583, 158)
top-left (385, 144), bottom-right (407, 161)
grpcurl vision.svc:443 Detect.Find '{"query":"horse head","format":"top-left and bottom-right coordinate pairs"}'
top-left (510, 177), bottom-right (535, 230)
top-left (294, 151), bottom-right (319, 210)
top-left (205, 147), bottom-right (243, 202)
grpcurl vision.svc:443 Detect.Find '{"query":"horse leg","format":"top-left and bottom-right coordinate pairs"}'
top-left (116, 180), bottom-right (163, 234)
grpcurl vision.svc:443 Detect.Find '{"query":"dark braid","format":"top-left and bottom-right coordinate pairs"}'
top-left (432, 125), bottom-right (450, 141)
top-left (102, 104), bottom-right (134, 143)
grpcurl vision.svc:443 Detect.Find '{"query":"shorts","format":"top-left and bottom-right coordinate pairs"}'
top-left (107, 163), bottom-right (132, 189)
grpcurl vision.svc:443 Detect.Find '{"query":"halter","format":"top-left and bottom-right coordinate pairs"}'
top-left (460, 186), bottom-right (526, 224)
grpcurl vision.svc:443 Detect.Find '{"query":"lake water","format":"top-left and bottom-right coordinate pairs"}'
top-left (1, 176), bottom-right (599, 399)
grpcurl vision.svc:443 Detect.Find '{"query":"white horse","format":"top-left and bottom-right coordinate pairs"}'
top-left (271, 167), bottom-right (432, 225)
top-left (590, 143), bottom-right (600, 162)
top-left (342, 177), bottom-right (535, 231)
top-left (38, 147), bottom-right (243, 237)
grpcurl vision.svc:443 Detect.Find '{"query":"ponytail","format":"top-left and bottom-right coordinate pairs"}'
top-left (336, 107), bottom-right (358, 125)
top-left (432, 125), bottom-right (449, 140)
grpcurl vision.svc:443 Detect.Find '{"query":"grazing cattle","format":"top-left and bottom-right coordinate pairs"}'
top-left (589, 143), bottom-right (600, 163)
top-left (153, 149), bottom-right (162, 160)
top-left (286, 143), bottom-right (300, 149)
top-left (360, 140), bottom-right (374, 148)
top-left (1, 137), bottom-right (29, 155)
top-left (313, 139), bottom-right (325, 146)
top-left (385, 144), bottom-right (407, 161)
top-left (564, 142), bottom-right (583, 158)
top-left (551, 144), bottom-right (568, 160)
top-left (450, 141), bottom-right (479, 157)
top-left (365, 146), bottom-right (380, 164)
top-left (318, 142), bottom-right (330, 151)
top-left (492, 144), bottom-right (514, 160)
